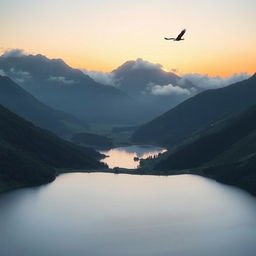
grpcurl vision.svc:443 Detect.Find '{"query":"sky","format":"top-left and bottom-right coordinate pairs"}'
top-left (0, 0), bottom-right (255, 76)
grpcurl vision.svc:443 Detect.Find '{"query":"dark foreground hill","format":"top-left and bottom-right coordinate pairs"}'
top-left (0, 104), bottom-right (105, 192)
top-left (132, 74), bottom-right (256, 146)
top-left (0, 75), bottom-right (88, 136)
top-left (152, 103), bottom-right (256, 195)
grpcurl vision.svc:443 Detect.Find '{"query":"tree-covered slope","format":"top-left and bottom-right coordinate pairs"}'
top-left (0, 104), bottom-right (105, 192)
top-left (153, 103), bottom-right (256, 195)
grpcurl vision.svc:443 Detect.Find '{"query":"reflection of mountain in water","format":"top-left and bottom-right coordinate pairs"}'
top-left (100, 145), bottom-right (166, 169)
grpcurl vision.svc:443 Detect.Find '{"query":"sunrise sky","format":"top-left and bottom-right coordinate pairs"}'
top-left (1, 0), bottom-right (255, 76)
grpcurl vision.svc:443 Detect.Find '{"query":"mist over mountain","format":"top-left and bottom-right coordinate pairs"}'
top-left (0, 51), bottom-right (138, 124)
top-left (84, 59), bottom-right (194, 113)
top-left (111, 58), bottom-right (194, 114)
top-left (132, 74), bottom-right (256, 146)
top-left (84, 58), bottom-right (249, 96)
top-left (0, 52), bottom-right (189, 125)
top-left (83, 58), bottom-right (250, 119)
top-left (112, 59), bottom-right (181, 95)
top-left (0, 50), bottom-right (250, 127)
top-left (0, 75), bottom-right (88, 136)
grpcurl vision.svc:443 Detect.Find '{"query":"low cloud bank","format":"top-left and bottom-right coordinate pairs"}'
top-left (1, 50), bottom-right (250, 95)
top-left (8, 68), bottom-right (31, 83)
top-left (82, 58), bottom-right (250, 96)
top-left (178, 73), bottom-right (250, 90)
top-left (81, 69), bottom-right (118, 87)
top-left (147, 73), bottom-right (251, 96)
top-left (148, 83), bottom-right (191, 96)
top-left (48, 76), bottom-right (75, 85)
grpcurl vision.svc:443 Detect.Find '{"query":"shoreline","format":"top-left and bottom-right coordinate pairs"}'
top-left (1, 167), bottom-right (255, 197)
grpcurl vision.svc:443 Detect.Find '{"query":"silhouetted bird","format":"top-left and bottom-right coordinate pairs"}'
top-left (165, 29), bottom-right (186, 41)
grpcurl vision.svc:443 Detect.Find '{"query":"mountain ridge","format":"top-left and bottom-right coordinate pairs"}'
top-left (0, 75), bottom-right (89, 136)
top-left (132, 74), bottom-right (256, 146)
top-left (0, 103), bottom-right (105, 192)
top-left (0, 53), bottom-right (138, 124)
top-left (150, 101), bottom-right (256, 195)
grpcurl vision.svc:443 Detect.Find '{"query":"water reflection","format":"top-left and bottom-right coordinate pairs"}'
top-left (100, 145), bottom-right (166, 168)
top-left (0, 173), bottom-right (256, 256)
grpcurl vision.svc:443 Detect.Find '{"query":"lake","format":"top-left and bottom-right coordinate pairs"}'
top-left (100, 145), bottom-right (166, 168)
top-left (0, 145), bottom-right (256, 256)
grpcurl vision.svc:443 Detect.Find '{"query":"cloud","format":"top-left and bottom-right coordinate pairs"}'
top-left (9, 68), bottom-right (31, 83)
top-left (0, 69), bottom-right (6, 76)
top-left (0, 67), bottom-right (31, 83)
top-left (2, 49), bottom-right (27, 58)
top-left (10, 68), bottom-right (30, 77)
top-left (178, 73), bottom-right (250, 91)
top-left (148, 83), bottom-right (191, 96)
top-left (14, 78), bottom-right (26, 83)
top-left (81, 69), bottom-right (118, 87)
top-left (48, 76), bottom-right (75, 85)
top-left (131, 58), bottom-right (163, 70)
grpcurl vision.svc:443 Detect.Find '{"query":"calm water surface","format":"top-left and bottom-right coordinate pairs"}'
top-left (100, 145), bottom-right (166, 168)
top-left (0, 146), bottom-right (256, 256)
top-left (0, 173), bottom-right (256, 256)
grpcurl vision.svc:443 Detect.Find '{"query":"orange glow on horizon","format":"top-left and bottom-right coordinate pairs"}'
top-left (0, 46), bottom-right (254, 78)
top-left (1, 0), bottom-right (255, 77)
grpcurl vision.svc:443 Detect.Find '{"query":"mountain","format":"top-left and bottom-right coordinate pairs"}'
top-left (112, 58), bottom-right (194, 116)
top-left (0, 53), bottom-right (138, 124)
top-left (132, 74), bottom-right (256, 146)
top-left (0, 104), bottom-right (105, 192)
top-left (0, 75), bottom-right (88, 136)
top-left (113, 59), bottom-right (181, 96)
top-left (153, 103), bottom-right (256, 195)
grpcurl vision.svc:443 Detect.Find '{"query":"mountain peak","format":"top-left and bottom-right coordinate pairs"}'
top-left (113, 58), bottom-right (163, 74)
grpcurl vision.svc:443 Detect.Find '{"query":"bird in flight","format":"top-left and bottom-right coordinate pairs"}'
top-left (165, 29), bottom-right (186, 41)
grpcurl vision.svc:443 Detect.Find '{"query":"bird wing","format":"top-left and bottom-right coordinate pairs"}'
top-left (164, 37), bottom-right (175, 40)
top-left (176, 29), bottom-right (186, 40)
